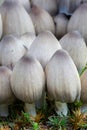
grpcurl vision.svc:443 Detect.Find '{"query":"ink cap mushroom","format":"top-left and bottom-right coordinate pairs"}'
top-left (10, 55), bottom-right (45, 117)
top-left (45, 49), bottom-right (81, 116)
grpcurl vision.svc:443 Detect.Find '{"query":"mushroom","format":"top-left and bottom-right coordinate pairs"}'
top-left (20, 32), bottom-right (36, 50)
top-left (17, 0), bottom-right (31, 13)
top-left (0, 66), bottom-right (15, 117)
top-left (45, 49), bottom-right (81, 116)
top-left (58, 0), bottom-right (81, 16)
top-left (10, 55), bottom-right (45, 117)
top-left (0, 0), bottom-right (35, 36)
top-left (80, 70), bottom-right (87, 113)
top-left (27, 31), bottom-right (61, 69)
top-left (60, 31), bottom-right (87, 73)
top-left (30, 0), bottom-right (58, 16)
top-left (68, 3), bottom-right (87, 44)
top-left (0, 34), bottom-right (26, 69)
top-left (54, 14), bottom-right (68, 39)
top-left (29, 5), bottom-right (55, 35)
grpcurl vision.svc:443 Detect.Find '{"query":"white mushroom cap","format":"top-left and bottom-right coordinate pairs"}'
top-left (0, 34), bottom-right (26, 69)
top-left (30, 0), bottom-right (58, 16)
top-left (0, 66), bottom-right (14, 104)
top-left (20, 32), bottom-right (36, 50)
top-left (60, 31), bottom-right (87, 72)
top-left (68, 3), bottom-right (87, 44)
top-left (45, 49), bottom-right (81, 103)
top-left (0, 0), bottom-right (35, 36)
top-left (54, 14), bottom-right (68, 39)
top-left (27, 31), bottom-right (61, 69)
top-left (10, 55), bottom-right (45, 103)
top-left (30, 5), bottom-right (55, 35)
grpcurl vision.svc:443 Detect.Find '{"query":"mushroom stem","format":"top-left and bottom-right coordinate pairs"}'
top-left (0, 104), bottom-right (9, 117)
top-left (55, 101), bottom-right (68, 116)
top-left (81, 104), bottom-right (87, 113)
top-left (24, 103), bottom-right (36, 117)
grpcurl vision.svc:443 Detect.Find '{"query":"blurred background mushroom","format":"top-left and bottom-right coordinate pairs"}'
top-left (29, 5), bottom-right (55, 35)
top-left (45, 49), bottom-right (81, 116)
top-left (60, 31), bottom-right (87, 73)
top-left (0, 0), bottom-right (35, 37)
top-left (58, 0), bottom-right (81, 16)
top-left (54, 13), bottom-right (68, 39)
top-left (30, 0), bottom-right (58, 16)
top-left (11, 55), bottom-right (45, 117)
top-left (68, 3), bottom-right (87, 44)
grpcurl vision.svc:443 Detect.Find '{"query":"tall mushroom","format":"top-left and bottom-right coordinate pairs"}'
top-left (0, 66), bottom-right (15, 117)
top-left (30, 5), bottom-right (55, 35)
top-left (10, 55), bottom-right (45, 117)
top-left (60, 31), bottom-right (87, 73)
top-left (0, 0), bottom-right (35, 36)
top-left (68, 3), bottom-right (87, 44)
top-left (0, 34), bottom-right (26, 69)
top-left (45, 49), bottom-right (81, 116)
top-left (30, 0), bottom-right (58, 16)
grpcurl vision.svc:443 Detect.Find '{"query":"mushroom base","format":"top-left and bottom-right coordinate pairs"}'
top-left (24, 103), bottom-right (36, 117)
top-left (0, 104), bottom-right (9, 117)
top-left (55, 101), bottom-right (68, 116)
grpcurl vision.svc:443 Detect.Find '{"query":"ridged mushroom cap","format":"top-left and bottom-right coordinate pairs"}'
top-left (45, 49), bottom-right (81, 103)
top-left (11, 55), bottom-right (45, 103)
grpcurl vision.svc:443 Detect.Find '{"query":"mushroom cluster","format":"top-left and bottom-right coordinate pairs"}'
top-left (0, 0), bottom-right (87, 118)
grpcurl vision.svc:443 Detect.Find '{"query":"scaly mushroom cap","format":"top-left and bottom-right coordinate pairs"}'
top-left (0, 0), bottom-right (35, 36)
top-left (60, 31), bottom-right (87, 72)
top-left (0, 34), bottom-right (26, 69)
top-left (45, 49), bottom-right (81, 103)
top-left (30, 5), bottom-right (55, 35)
top-left (54, 14), bottom-right (68, 39)
top-left (80, 70), bottom-right (87, 103)
top-left (30, 0), bottom-right (58, 16)
top-left (0, 66), bottom-right (14, 104)
top-left (58, 0), bottom-right (81, 15)
top-left (11, 55), bottom-right (45, 103)
top-left (20, 32), bottom-right (36, 50)
top-left (68, 3), bottom-right (87, 44)
top-left (27, 31), bottom-right (61, 69)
